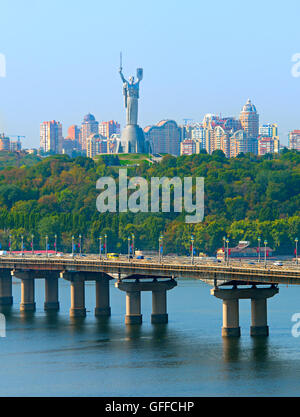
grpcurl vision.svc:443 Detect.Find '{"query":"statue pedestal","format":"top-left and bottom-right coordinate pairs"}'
top-left (121, 125), bottom-right (145, 154)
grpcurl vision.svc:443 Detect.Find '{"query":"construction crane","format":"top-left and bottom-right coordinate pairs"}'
top-left (7, 135), bottom-right (25, 167)
top-left (9, 135), bottom-right (25, 142)
top-left (183, 119), bottom-right (194, 126)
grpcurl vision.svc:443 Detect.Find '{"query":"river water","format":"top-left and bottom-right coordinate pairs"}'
top-left (0, 278), bottom-right (300, 397)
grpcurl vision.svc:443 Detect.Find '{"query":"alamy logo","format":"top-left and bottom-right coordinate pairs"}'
top-left (291, 313), bottom-right (300, 338)
top-left (0, 54), bottom-right (6, 78)
top-left (291, 53), bottom-right (300, 78)
top-left (0, 314), bottom-right (6, 338)
top-left (96, 169), bottom-right (204, 224)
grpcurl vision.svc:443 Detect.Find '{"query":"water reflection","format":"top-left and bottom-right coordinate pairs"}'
top-left (222, 337), bottom-right (241, 362)
top-left (251, 336), bottom-right (269, 362)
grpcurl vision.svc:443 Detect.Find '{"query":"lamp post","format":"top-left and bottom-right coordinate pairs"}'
top-left (191, 235), bottom-right (194, 265)
top-left (79, 234), bottom-right (82, 256)
top-left (99, 236), bottom-right (102, 259)
top-left (128, 237), bottom-right (131, 261)
top-left (46, 235), bottom-right (48, 257)
top-left (72, 235), bottom-right (74, 257)
top-left (258, 237), bottom-right (261, 264)
top-left (21, 235), bottom-right (24, 257)
top-left (264, 240), bottom-right (268, 268)
top-left (31, 234), bottom-right (34, 255)
top-left (104, 234), bottom-right (107, 259)
top-left (9, 234), bottom-right (12, 256)
top-left (226, 238), bottom-right (229, 266)
top-left (223, 236), bottom-right (226, 263)
top-left (159, 234), bottom-right (164, 263)
top-left (132, 234), bottom-right (135, 258)
top-left (54, 234), bottom-right (57, 255)
top-left (295, 238), bottom-right (299, 265)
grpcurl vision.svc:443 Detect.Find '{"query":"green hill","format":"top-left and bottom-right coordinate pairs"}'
top-left (0, 150), bottom-right (298, 255)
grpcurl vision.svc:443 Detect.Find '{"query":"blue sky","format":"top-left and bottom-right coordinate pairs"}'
top-left (0, 0), bottom-right (299, 147)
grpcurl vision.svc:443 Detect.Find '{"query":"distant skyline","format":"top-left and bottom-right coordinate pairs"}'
top-left (0, 0), bottom-right (300, 148)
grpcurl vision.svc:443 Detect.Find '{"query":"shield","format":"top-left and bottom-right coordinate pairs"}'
top-left (137, 68), bottom-right (143, 81)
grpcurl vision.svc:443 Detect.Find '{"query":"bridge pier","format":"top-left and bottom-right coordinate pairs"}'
top-left (211, 286), bottom-right (279, 337)
top-left (126, 290), bottom-right (142, 324)
top-left (116, 279), bottom-right (177, 325)
top-left (70, 276), bottom-right (86, 318)
top-left (95, 276), bottom-right (111, 317)
top-left (222, 298), bottom-right (240, 337)
top-left (12, 271), bottom-right (36, 312)
top-left (44, 275), bottom-right (60, 312)
top-left (0, 270), bottom-right (13, 306)
top-left (152, 289), bottom-right (168, 324)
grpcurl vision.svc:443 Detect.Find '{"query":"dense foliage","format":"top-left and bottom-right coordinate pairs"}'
top-left (0, 150), bottom-right (299, 255)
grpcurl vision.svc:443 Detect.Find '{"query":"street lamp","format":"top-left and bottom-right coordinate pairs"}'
top-left (72, 235), bottom-right (74, 257)
top-left (45, 235), bottom-right (48, 257)
top-left (31, 234), bottom-right (34, 255)
top-left (295, 238), bottom-right (299, 265)
top-left (104, 234), bottom-right (107, 259)
top-left (79, 234), bottom-right (82, 256)
top-left (9, 234), bottom-right (12, 256)
top-left (132, 234), bottom-right (135, 258)
top-left (21, 235), bottom-right (24, 256)
top-left (159, 234), bottom-right (164, 263)
top-left (223, 236), bottom-right (226, 263)
top-left (258, 237), bottom-right (261, 263)
top-left (128, 236), bottom-right (131, 261)
top-left (264, 240), bottom-right (268, 268)
top-left (191, 235), bottom-right (195, 265)
top-left (226, 239), bottom-right (230, 266)
top-left (54, 234), bottom-right (57, 255)
top-left (99, 236), bottom-right (102, 259)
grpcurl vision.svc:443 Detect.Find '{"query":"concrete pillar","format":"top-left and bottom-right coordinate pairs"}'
top-left (211, 286), bottom-right (279, 338)
top-left (0, 271), bottom-right (13, 306)
top-left (222, 299), bottom-right (240, 337)
top-left (115, 279), bottom-right (177, 325)
top-left (251, 298), bottom-right (268, 336)
top-left (70, 278), bottom-right (86, 318)
top-left (44, 276), bottom-right (59, 311)
top-left (125, 291), bottom-right (142, 325)
top-left (21, 278), bottom-right (36, 312)
top-left (95, 278), bottom-right (111, 317)
top-left (152, 290), bottom-right (168, 324)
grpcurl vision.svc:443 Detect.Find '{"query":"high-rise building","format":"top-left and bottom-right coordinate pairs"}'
top-left (67, 125), bottom-right (81, 146)
top-left (99, 120), bottom-right (120, 139)
top-left (230, 130), bottom-right (258, 157)
top-left (86, 134), bottom-right (108, 158)
top-left (81, 114), bottom-right (99, 151)
top-left (258, 137), bottom-right (275, 155)
top-left (0, 134), bottom-right (10, 151)
top-left (40, 120), bottom-right (63, 154)
top-left (259, 123), bottom-right (278, 138)
top-left (289, 130), bottom-right (300, 151)
top-left (144, 120), bottom-right (181, 156)
top-left (10, 140), bottom-right (22, 152)
top-left (239, 99), bottom-right (259, 139)
top-left (180, 139), bottom-right (203, 156)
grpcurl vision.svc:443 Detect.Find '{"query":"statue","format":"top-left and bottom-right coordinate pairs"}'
top-left (119, 54), bottom-right (145, 153)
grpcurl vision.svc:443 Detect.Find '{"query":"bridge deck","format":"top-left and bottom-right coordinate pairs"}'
top-left (0, 256), bottom-right (299, 285)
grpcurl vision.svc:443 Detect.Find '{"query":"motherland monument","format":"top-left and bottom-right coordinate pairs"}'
top-left (119, 53), bottom-right (145, 153)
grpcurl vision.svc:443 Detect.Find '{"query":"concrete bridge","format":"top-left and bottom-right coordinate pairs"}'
top-left (0, 256), bottom-right (299, 337)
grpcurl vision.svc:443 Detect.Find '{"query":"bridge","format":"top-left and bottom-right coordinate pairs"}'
top-left (0, 255), bottom-right (299, 337)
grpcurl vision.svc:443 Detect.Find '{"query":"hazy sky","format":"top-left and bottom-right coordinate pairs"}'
top-left (0, 0), bottom-right (300, 148)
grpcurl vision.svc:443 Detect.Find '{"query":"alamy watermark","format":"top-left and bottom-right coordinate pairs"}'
top-left (291, 53), bottom-right (300, 78)
top-left (0, 314), bottom-right (6, 338)
top-left (0, 53), bottom-right (6, 78)
top-left (96, 169), bottom-right (204, 224)
top-left (291, 313), bottom-right (300, 337)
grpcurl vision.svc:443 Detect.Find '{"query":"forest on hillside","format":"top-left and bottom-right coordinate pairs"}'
top-left (0, 150), bottom-right (299, 255)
